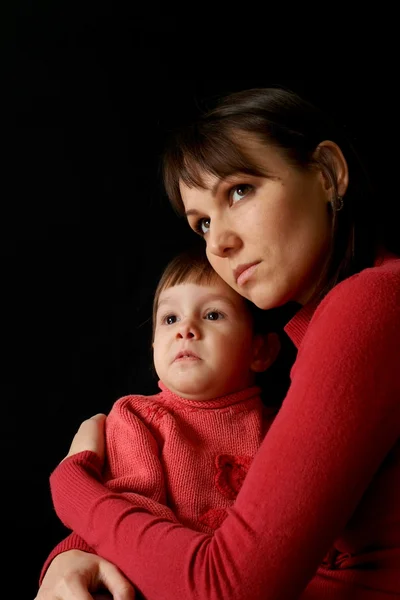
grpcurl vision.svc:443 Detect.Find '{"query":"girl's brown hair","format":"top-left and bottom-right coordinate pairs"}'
top-left (152, 244), bottom-right (269, 337)
top-left (152, 246), bottom-right (220, 334)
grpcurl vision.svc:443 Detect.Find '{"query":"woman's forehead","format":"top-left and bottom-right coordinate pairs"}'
top-left (179, 171), bottom-right (219, 195)
top-left (179, 138), bottom-right (282, 194)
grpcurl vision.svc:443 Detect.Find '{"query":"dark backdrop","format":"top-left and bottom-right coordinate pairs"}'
top-left (4, 6), bottom-right (399, 598)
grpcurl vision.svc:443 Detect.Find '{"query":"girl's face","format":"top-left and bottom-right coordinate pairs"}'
top-left (181, 137), bottom-right (342, 309)
top-left (153, 279), bottom-right (270, 401)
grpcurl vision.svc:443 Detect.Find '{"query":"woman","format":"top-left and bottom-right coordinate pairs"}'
top-left (36, 87), bottom-right (400, 599)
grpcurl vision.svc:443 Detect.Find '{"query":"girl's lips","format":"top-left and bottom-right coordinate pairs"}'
top-left (174, 351), bottom-right (200, 361)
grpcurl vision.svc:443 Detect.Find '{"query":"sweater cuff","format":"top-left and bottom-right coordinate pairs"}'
top-left (59, 449), bottom-right (103, 474)
top-left (50, 450), bottom-right (107, 527)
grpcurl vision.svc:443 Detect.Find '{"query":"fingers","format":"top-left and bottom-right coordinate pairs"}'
top-left (88, 414), bottom-right (107, 424)
top-left (79, 414), bottom-right (107, 438)
top-left (36, 579), bottom-right (95, 600)
top-left (66, 414), bottom-right (107, 459)
top-left (97, 562), bottom-right (135, 600)
top-left (35, 550), bottom-right (133, 600)
top-left (77, 414), bottom-right (106, 433)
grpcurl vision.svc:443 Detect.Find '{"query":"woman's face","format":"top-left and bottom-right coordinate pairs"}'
top-left (180, 137), bottom-right (335, 309)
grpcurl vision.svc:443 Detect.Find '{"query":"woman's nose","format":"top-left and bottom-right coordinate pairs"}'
top-left (207, 222), bottom-right (241, 258)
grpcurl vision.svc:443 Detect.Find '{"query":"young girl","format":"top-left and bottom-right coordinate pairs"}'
top-left (57, 247), bottom-right (278, 534)
top-left (38, 87), bottom-right (400, 600)
top-left (38, 246), bottom-right (279, 598)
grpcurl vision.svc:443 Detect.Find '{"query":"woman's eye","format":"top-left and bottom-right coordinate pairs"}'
top-left (195, 218), bottom-right (210, 235)
top-left (231, 184), bottom-right (253, 203)
top-left (205, 311), bottom-right (224, 321)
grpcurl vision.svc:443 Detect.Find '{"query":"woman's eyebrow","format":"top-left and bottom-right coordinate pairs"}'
top-left (185, 208), bottom-right (201, 218)
top-left (211, 175), bottom-right (230, 197)
top-left (183, 177), bottom-right (231, 216)
top-left (184, 172), bottom-right (252, 217)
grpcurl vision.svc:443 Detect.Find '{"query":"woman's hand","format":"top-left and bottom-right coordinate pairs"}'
top-left (36, 416), bottom-right (135, 598)
top-left (35, 550), bottom-right (135, 599)
top-left (64, 414), bottom-right (107, 462)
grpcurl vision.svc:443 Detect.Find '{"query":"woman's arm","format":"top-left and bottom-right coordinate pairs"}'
top-left (50, 270), bottom-right (400, 600)
top-left (36, 416), bottom-right (135, 600)
top-left (38, 397), bottom-right (177, 598)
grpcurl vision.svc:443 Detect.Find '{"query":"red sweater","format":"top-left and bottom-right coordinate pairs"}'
top-left (89, 384), bottom-right (273, 532)
top-left (47, 254), bottom-right (400, 599)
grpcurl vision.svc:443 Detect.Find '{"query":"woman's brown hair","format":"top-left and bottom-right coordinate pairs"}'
top-left (162, 87), bottom-right (378, 299)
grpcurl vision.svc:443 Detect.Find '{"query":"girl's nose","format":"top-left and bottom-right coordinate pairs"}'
top-left (176, 320), bottom-right (200, 340)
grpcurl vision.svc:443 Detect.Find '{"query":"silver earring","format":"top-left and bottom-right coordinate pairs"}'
top-left (332, 195), bottom-right (344, 212)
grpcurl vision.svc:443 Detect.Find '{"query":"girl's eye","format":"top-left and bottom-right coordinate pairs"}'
top-left (231, 184), bottom-right (253, 203)
top-left (194, 217), bottom-right (210, 236)
top-left (205, 311), bottom-right (224, 321)
top-left (164, 314), bottom-right (177, 325)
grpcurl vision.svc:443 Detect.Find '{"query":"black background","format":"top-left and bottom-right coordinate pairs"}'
top-left (3, 5), bottom-right (399, 598)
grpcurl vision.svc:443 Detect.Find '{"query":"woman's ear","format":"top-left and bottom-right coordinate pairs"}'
top-left (250, 332), bottom-right (281, 373)
top-left (314, 140), bottom-right (349, 198)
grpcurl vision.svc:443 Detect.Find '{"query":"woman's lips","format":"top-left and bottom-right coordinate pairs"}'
top-left (235, 262), bottom-right (260, 286)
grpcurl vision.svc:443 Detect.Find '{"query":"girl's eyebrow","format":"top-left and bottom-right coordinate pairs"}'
top-left (156, 296), bottom-right (174, 310)
top-left (157, 293), bottom-right (237, 312)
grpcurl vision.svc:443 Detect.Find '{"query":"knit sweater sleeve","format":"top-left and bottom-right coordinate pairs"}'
top-left (101, 396), bottom-right (177, 522)
top-left (49, 267), bottom-right (400, 600)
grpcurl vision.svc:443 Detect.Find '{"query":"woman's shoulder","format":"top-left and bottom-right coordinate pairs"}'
top-left (307, 252), bottom-right (400, 343)
top-left (326, 252), bottom-right (400, 312)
